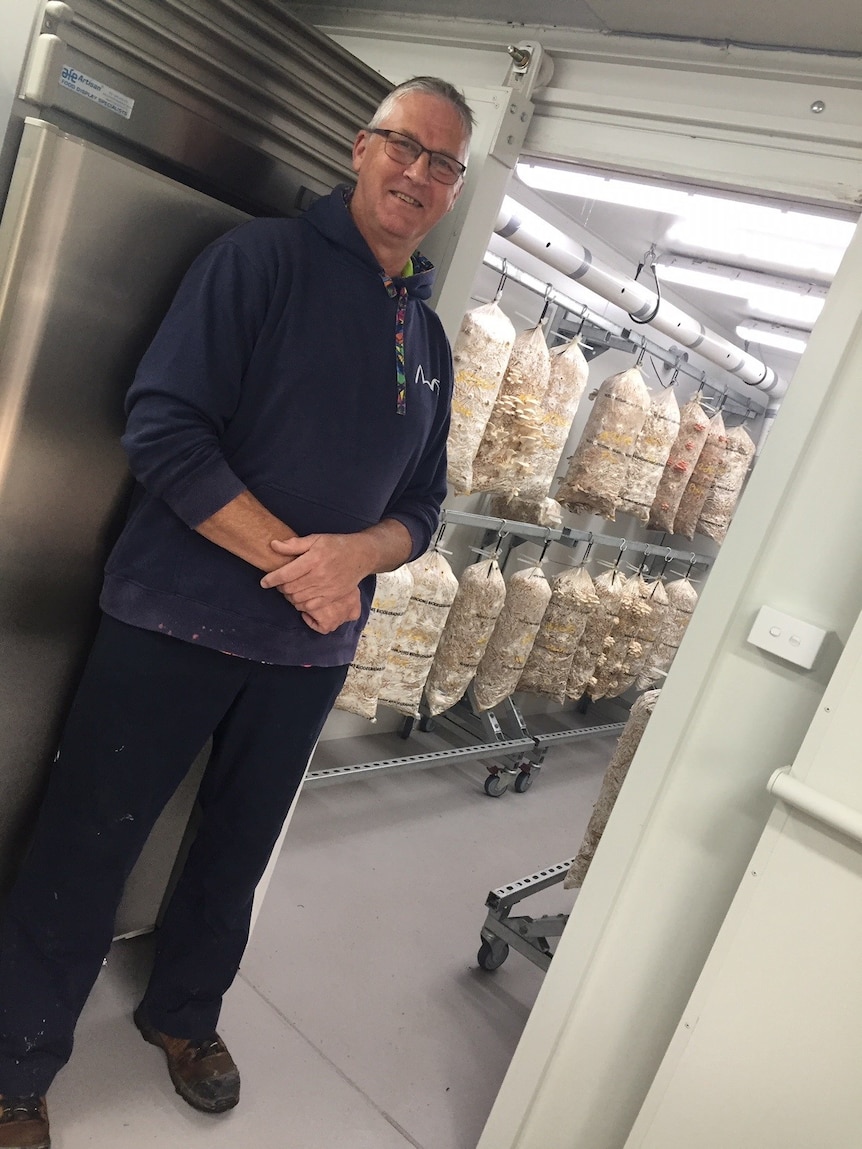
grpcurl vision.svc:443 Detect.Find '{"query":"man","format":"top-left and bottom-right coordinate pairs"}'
top-left (0, 75), bottom-right (473, 1148)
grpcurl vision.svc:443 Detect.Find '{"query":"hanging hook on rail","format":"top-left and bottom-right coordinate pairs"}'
top-left (578, 532), bottom-right (594, 567)
top-left (494, 258), bottom-right (509, 302)
top-left (628, 245), bottom-right (662, 326)
top-left (685, 552), bottom-right (698, 580)
top-left (538, 282), bottom-right (554, 325)
top-left (538, 527), bottom-right (554, 564)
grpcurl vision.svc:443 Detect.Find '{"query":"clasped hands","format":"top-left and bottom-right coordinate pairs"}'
top-left (260, 533), bottom-right (370, 635)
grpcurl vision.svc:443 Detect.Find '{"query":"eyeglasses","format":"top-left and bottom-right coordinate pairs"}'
top-left (365, 128), bottom-right (466, 186)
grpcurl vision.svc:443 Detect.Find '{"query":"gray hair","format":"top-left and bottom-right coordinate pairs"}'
top-left (368, 76), bottom-right (475, 150)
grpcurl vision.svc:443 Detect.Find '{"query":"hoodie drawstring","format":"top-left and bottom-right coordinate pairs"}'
top-left (380, 273), bottom-right (408, 416)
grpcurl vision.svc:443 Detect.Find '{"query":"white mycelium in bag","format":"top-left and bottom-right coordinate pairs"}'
top-left (472, 566), bottom-right (552, 711)
top-left (333, 565), bottom-right (415, 720)
top-left (489, 492), bottom-right (563, 529)
top-left (564, 689), bottom-right (660, 889)
top-left (446, 301), bottom-right (517, 495)
top-left (615, 577), bottom-right (670, 695)
top-left (673, 412), bottom-right (727, 539)
top-left (424, 559), bottom-right (506, 716)
top-left (617, 388), bottom-right (680, 522)
top-left (566, 569), bottom-right (626, 700)
top-left (648, 398), bottom-right (710, 533)
top-left (555, 367), bottom-right (651, 520)
top-left (377, 551), bottom-right (458, 717)
top-left (696, 424), bottom-right (756, 542)
top-left (470, 324), bottom-right (551, 495)
top-left (636, 576), bottom-right (699, 690)
top-left (589, 576), bottom-right (651, 700)
top-left (517, 566), bottom-right (599, 704)
top-left (518, 339), bottom-right (590, 501)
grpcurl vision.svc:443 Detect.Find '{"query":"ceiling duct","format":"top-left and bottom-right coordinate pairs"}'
top-left (495, 198), bottom-right (787, 397)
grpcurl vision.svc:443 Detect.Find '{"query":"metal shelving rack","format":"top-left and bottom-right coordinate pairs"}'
top-left (305, 511), bottom-right (713, 797)
top-left (478, 857), bottom-right (574, 972)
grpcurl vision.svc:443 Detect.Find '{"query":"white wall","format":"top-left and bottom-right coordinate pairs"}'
top-left (625, 609), bottom-right (862, 1149)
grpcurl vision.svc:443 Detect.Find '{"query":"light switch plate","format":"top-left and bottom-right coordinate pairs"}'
top-left (747, 605), bottom-right (827, 670)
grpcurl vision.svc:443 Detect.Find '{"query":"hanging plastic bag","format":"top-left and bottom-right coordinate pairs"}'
top-left (615, 576), bottom-right (670, 695)
top-left (473, 565), bottom-right (552, 711)
top-left (377, 551), bottom-right (459, 717)
top-left (555, 366), bottom-right (651, 520)
top-left (589, 575), bottom-right (652, 700)
top-left (564, 689), bottom-right (661, 889)
top-left (696, 424), bottom-right (756, 542)
top-left (636, 576), bottom-right (699, 690)
top-left (424, 558), bottom-right (507, 716)
top-left (517, 566), bottom-right (599, 704)
top-left (333, 565), bottom-right (415, 720)
top-left (470, 324), bottom-right (552, 495)
top-left (518, 338), bottom-right (590, 501)
top-left (447, 301), bottom-right (517, 495)
top-left (566, 568), bottom-right (627, 699)
top-left (617, 388), bottom-right (680, 522)
top-left (648, 398), bottom-right (710, 532)
top-left (673, 412), bottom-right (727, 538)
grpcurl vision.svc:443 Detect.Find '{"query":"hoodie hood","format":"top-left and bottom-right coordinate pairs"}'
top-left (304, 184), bottom-right (437, 302)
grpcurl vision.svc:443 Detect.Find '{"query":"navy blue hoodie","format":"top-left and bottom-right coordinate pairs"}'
top-left (100, 186), bottom-right (453, 666)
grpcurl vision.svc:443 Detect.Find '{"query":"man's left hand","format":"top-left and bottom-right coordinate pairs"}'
top-left (260, 534), bottom-right (372, 606)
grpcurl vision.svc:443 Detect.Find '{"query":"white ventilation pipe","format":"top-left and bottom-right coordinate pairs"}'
top-left (496, 197), bottom-right (787, 397)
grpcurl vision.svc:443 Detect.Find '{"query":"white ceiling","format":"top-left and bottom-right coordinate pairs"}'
top-left (302, 0), bottom-right (862, 55)
top-left (506, 167), bottom-right (852, 382)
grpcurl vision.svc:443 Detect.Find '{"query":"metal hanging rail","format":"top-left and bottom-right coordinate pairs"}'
top-left (440, 509), bottom-right (715, 570)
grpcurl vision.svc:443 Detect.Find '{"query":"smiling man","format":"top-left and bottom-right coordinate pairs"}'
top-left (0, 76), bottom-right (473, 1149)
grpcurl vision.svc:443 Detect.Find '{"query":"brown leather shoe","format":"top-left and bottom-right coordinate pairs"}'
top-left (0, 1095), bottom-right (49, 1149)
top-left (133, 1008), bottom-right (240, 1113)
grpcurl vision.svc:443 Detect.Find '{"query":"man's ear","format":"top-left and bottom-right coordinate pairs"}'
top-left (352, 130), bottom-right (368, 174)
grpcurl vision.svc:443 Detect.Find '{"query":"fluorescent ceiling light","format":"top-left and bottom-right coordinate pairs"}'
top-left (736, 325), bottom-right (808, 354)
top-left (656, 264), bottom-right (825, 326)
top-left (516, 162), bottom-right (857, 276)
top-left (667, 222), bottom-right (846, 276)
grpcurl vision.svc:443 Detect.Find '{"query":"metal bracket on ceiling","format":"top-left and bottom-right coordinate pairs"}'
top-left (505, 42), bottom-right (555, 98)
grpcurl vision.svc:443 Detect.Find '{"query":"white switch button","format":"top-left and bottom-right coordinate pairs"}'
top-left (747, 606), bottom-right (828, 670)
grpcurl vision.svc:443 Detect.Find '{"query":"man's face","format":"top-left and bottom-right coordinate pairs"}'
top-left (350, 91), bottom-right (468, 259)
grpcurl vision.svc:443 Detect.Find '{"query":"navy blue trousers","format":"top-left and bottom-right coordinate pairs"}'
top-left (0, 615), bottom-right (347, 1096)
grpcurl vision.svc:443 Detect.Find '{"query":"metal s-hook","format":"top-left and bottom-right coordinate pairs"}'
top-left (578, 532), bottom-right (594, 566)
top-left (494, 258), bottom-right (509, 302)
top-left (538, 282), bottom-right (554, 325)
top-left (538, 527), bottom-right (553, 564)
top-left (685, 552), bottom-right (697, 580)
top-left (628, 245), bottom-right (662, 325)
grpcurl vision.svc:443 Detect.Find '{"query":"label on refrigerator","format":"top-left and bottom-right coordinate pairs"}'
top-left (59, 66), bottom-right (135, 120)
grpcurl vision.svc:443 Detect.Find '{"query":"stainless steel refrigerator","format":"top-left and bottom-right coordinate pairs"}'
top-left (0, 0), bottom-right (390, 936)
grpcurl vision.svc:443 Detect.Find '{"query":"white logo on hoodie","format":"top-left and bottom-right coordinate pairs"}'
top-left (415, 365), bottom-right (440, 394)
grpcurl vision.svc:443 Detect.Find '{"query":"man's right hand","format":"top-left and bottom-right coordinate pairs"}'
top-left (298, 588), bottom-right (362, 635)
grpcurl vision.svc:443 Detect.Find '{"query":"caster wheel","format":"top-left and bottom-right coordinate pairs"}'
top-left (513, 770), bottom-right (533, 794)
top-left (418, 715), bottom-right (435, 732)
top-left (484, 773), bottom-right (508, 798)
top-left (478, 938), bottom-right (510, 971)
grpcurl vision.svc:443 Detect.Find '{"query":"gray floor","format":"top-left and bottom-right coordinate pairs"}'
top-left (47, 708), bottom-right (620, 1148)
